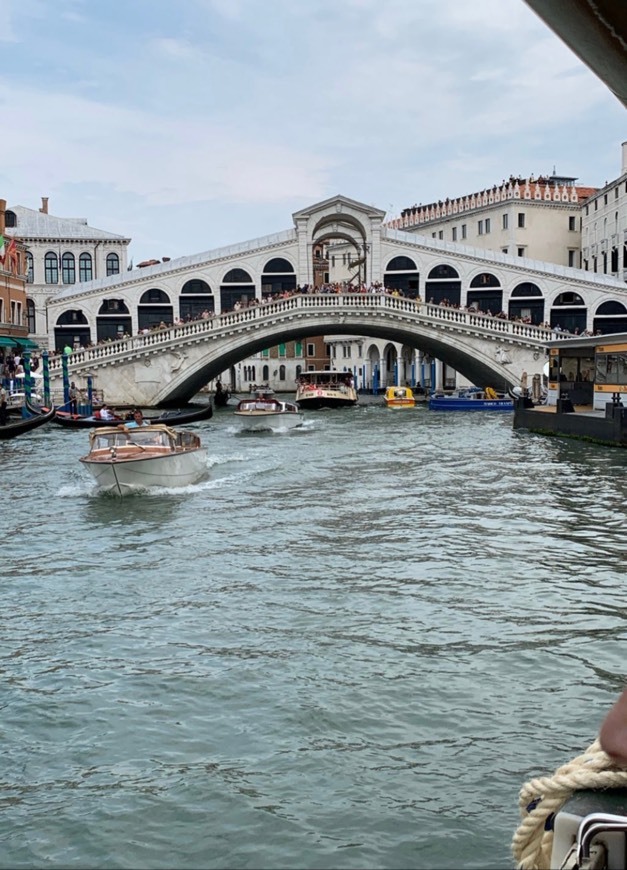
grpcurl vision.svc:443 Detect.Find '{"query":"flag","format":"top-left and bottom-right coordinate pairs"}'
top-left (6, 238), bottom-right (18, 275)
top-left (0, 234), bottom-right (4, 264)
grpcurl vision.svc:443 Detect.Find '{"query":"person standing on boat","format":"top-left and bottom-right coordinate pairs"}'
top-left (69, 381), bottom-right (78, 414)
top-left (125, 408), bottom-right (150, 428)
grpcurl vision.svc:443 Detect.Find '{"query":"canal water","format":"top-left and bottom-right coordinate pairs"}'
top-left (2, 399), bottom-right (626, 869)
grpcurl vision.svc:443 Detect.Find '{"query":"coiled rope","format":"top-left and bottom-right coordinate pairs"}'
top-left (511, 739), bottom-right (627, 870)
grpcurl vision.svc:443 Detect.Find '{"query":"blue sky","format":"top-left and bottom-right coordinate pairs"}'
top-left (1, 0), bottom-right (625, 264)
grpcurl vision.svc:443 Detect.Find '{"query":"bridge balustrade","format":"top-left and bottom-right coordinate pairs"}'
top-left (49, 291), bottom-right (555, 375)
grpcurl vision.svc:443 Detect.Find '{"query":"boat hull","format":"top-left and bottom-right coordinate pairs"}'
top-left (234, 411), bottom-right (304, 431)
top-left (81, 449), bottom-right (208, 495)
top-left (429, 397), bottom-right (513, 411)
top-left (295, 388), bottom-right (358, 410)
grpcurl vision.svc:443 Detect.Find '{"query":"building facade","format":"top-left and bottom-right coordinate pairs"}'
top-left (389, 174), bottom-right (598, 269)
top-left (581, 141), bottom-right (627, 282)
top-left (4, 197), bottom-right (130, 350)
top-left (0, 198), bottom-right (33, 361)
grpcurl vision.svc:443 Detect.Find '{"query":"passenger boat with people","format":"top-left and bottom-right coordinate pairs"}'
top-left (384, 386), bottom-right (417, 409)
top-left (429, 386), bottom-right (514, 411)
top-left (233, 394), bottom-right (304, 432)
top-left (295, 371), bottom-right (358, 410)
top-left (79, 423), bottom-right (208, 496)
top-left (52, 402), bottom-right (213, 428)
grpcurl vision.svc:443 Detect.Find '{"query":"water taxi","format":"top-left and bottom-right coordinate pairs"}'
top-left (429, 386), bottom-right (513, 411)
top-left (295, 371), bottom-right (358, 410)
top-left (79, 424), bottom-right (208, 495)
top-left (233, 395), bottom-right (303, 432)
top-left (384, 386), bottom-right (416, 409)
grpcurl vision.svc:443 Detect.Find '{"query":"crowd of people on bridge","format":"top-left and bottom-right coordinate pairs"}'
top-left (53, 282), bottom-right (601, 356)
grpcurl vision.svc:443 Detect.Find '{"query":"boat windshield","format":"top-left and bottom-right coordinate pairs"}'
top-left (92, 429), bottom-right (172, 449)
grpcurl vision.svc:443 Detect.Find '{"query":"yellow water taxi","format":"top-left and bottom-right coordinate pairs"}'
top-left (384, 386), bottom-right (416, 409)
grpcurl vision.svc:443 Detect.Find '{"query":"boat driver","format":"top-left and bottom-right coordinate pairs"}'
top-left (126, 408), bottom-right (150, 428)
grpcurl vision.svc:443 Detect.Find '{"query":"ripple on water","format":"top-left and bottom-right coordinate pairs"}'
top-left (1, 412), bottom-right (626, 868)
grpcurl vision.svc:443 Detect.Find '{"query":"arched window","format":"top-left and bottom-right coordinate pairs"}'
top-left (428, 264), bottom-right (459, 280)
top-left (106, 253), bottom-right (120, 276)
top-left (262, 365), bottom-right (269, 381)
top-left (511, 282), bottom-right (542, 297)
top-left (263, 257), bottom-right (294, 273)
top-left (25, 252), bottom-right (34, 284)
top-left (262, 258), bottom-right (295, 295)
top-left (279, 365), bottom-right (286, 381)
top-left (98, 299), bottom-right (130, 314)
top-left (181, 279), bottom-right (212, 295)
top-left (223, 268), bottom-right (252, 283)
top-left (140, 289), bottom-right (170, 304)
top-left (62, 252), bottom-right (76, 284)
top-left (79, 253), bottom-right (93, 283)
top-left (470, 273), bottom-right (501, 288)
top-left (387, 256), bottom-right (417, 271)
top-left (383, 256), bottom-right (420, 298)
top-left (45, 252), bottom-right (59, 284)
top-left (180, 279), bottom-right (214, 321)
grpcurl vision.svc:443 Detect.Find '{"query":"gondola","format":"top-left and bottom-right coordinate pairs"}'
top-left (42, 402), bottom-right (213, 429)
top-left (0, 404), bottom-right (56, 439)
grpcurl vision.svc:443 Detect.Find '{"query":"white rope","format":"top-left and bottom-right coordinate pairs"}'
top-left (511, 739), bottom-right (627, 870)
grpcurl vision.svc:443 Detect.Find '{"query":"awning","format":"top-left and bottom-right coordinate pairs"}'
top-left (0, 336), bottom-right (39, 349)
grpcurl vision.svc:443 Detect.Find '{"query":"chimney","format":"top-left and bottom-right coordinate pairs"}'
top-left (622, 141), bottom-right (627, 176)
top-left (40, 196), bottom-right (49, 214)
top-left (0, 199), bottom-right (5, 235)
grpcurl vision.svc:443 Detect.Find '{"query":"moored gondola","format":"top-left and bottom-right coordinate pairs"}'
top-left (0, 404), bottom-right (56, 439)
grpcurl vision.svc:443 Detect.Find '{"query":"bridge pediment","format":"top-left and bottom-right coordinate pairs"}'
top-left (292, 195), bottom-right (386, 225)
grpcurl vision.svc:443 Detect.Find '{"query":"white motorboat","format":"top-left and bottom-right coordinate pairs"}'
top-left (295, 370), bottom-right (358, 409)
top-left (79, 424), bottom-right (208, 495)
top-left (233, 395), bottom-right (304, 432)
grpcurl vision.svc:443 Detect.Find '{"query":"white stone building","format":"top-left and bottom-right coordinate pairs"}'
top-left (581, 141), bottom-right (627, 283)
top-left (3, 197), bottom-right (130, 350)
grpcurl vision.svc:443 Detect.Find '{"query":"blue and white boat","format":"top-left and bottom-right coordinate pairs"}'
top-left (428, 386), bottom-right (513, 411)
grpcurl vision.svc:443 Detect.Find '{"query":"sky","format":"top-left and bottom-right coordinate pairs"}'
top-left (1, 0), bottom-right (625, 265)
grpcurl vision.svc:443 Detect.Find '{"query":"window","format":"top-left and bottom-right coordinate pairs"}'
top-left (461, 224), bottom-right (467, 240)
top-left (517, 213), bottom-right (525, 228)
top-left (485, 218), bottom-right (491, 234)
top-left (568, 250), bottom-right (577, 267)
top-left (279, 365), bottom-right (286, 381)
top-left (261, 349), bottom-right (270, 358)
top-left (62, 253), bottom-right (76, 284)
top-left (502, 248), bottom-right (508, 254)
top-left (278, 343), bottom-right (286, 358)
top-left (568, 216), bottom-right (576, 231)
top-left (307, 343), bottom-right (315, 357)
top-left (295, 341), bottom-right (303, 357)
top-left (502, 214), bottom-right (508, 230)
top-left (79, 253), bottom-right (93, 282)
top-left (106, 253), bottom-right (120, 276)
top-left (432, 232), bottom-right (436, 238)
top-left (452, 227), bottom-right (457, 241)
top-left (44, 252), bottom-right (59, 284)
top-left (438, 231), bottom-right (443, 239)
top-left (27, 298), bottom-right (35, 332)
top-left (478, 220), bottom-right (484, 235)
top-left (26, 252), bottom-right (34, 283)
top-left (517, 247), bottom-right (525, 257)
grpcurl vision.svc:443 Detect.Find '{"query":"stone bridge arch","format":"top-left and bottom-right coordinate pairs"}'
top-left (51, 294), bottom-right (548, 406)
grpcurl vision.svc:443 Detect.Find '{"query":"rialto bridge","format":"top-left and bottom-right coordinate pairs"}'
top-left (48, 292), bottom-right (556, 406)
top-left (44, 194), bottom-right (627, 404)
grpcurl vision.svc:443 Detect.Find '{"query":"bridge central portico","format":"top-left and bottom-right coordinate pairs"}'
top-left (50, 292), bottom-right (552, 405)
